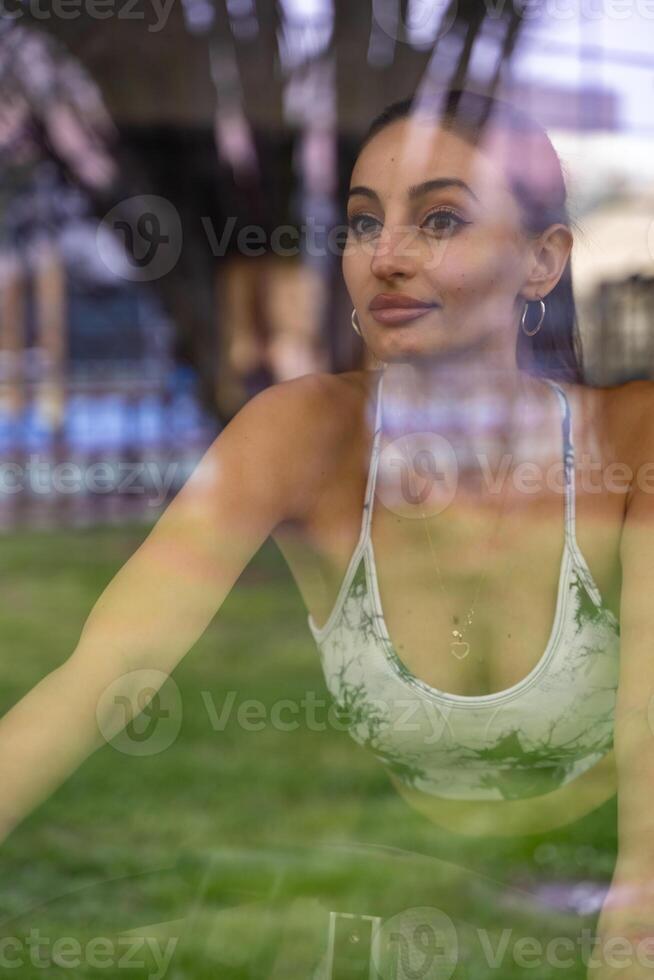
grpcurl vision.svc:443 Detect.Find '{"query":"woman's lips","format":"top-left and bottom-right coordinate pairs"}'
top-left (369, 306), bottom-right (438, 325)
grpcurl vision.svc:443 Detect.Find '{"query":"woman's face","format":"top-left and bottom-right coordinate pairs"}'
top-left (343, 118), bottom-right (540, 366)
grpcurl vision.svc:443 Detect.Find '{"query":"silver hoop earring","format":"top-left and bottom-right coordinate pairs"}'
top-left (351, 308), bottom-right (362, 337)
top-left (520, 298), bottom-right (546, 337)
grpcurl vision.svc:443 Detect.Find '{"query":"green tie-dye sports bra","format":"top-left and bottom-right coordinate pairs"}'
top-left (307, 371), bottom-right (621, 801)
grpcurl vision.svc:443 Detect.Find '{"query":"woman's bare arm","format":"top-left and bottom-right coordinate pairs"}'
top-left (590, 382), bottom-right (654, 975)
top-left (0, 373), bottom-right (332, 844)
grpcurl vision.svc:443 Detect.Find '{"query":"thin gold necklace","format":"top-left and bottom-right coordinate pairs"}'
top-left (396, 417), bottom-right (513, 662)
top-left (419, 475), bottom-right (511, 661)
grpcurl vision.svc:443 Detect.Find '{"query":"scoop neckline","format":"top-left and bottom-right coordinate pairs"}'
top-left (364, 533), bottom-right (572, 706)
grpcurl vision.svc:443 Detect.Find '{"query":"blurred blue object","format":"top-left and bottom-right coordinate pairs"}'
top-left (64, 393), bottom-right (128, 453)
top-left (22, 402), bottom-right (55, 452)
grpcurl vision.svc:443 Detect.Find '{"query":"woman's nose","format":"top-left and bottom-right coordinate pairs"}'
top-left (370, 224), bottom-right (419, 279)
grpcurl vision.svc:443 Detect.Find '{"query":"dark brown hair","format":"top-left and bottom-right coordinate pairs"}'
top-left (357, 89), bottom-right (584, 384)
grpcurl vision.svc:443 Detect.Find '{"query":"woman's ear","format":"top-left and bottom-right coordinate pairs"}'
top-left (522, 224), bottom-right (573, 301)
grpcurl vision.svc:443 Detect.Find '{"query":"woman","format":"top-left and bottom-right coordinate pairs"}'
top-left (1, 88), bottom-right (653, 974)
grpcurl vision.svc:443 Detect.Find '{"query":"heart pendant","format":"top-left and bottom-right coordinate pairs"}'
top-left (450, 640), bottom-right (470, 660)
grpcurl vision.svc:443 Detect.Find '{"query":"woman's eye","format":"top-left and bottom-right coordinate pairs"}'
top-left (347, 213), bottom-right (381, 237)
top-left (347, 209), bottom-right (469, 239)
top-left (422, 208), bottom-right (469, 235)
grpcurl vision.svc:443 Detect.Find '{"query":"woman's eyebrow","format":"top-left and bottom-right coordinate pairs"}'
top-left (347, 178), bottom-right (479, 203)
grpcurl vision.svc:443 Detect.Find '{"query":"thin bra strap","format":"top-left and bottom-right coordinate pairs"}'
top-left (542, 378), bottom-right (575, 543)
top-left (360, 369), bottom-right (385, 541)
top-left (543, 377), bottom-right (604, 606)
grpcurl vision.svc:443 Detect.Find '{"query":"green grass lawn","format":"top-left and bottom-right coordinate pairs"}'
top-left (0, 525), bottom-right (619, 978)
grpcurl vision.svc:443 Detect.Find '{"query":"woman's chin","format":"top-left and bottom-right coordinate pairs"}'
top-left (376, 337), bottom-right (464, 364)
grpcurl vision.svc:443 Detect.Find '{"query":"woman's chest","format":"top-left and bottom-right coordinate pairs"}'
top-left (276, 382), bottom-right (626, 698)
top-left (366, 488), bottom-right (622, 697)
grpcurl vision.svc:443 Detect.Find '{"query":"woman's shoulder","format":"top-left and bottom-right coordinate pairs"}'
top-left (238, 368), bottom-right (359, 405)
top-left (206, 371), bottom-right (374, 529)
top-left (290, 368), bottom-right (378, 400)
top-left (250, 369), bottom-right (375, 434)
top-left (560, 376), bottom-right (654, 474)
top-left (604, 376), bottom-right (654, 417)
top-left (608, 378), bottom-right (654, 472)
top-left (233, 367), bottom-right (375, 483)
top-left (592, 377), bottom-right (654, 448)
